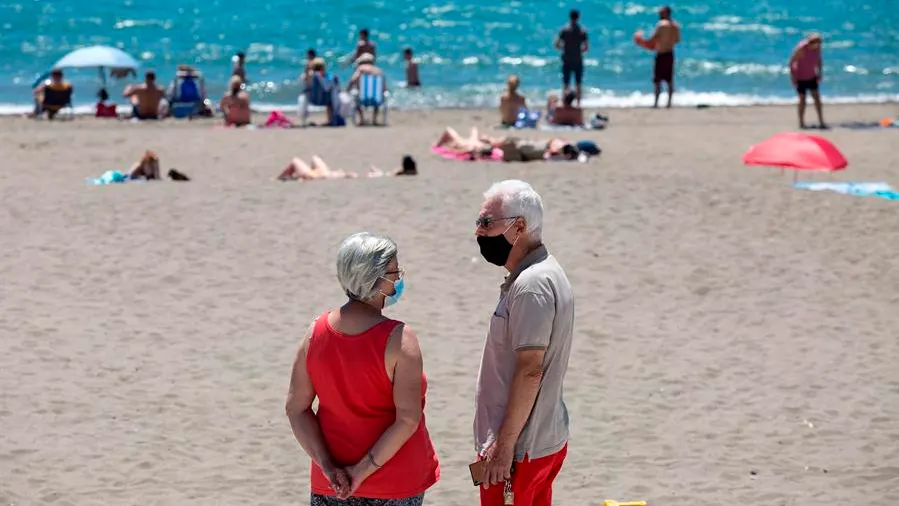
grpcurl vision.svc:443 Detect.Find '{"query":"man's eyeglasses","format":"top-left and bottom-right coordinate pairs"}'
top-left (475, 216), bottom-right (520, 228)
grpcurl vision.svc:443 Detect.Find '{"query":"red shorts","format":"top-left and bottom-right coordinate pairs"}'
top-left (479, 444), bottom-right (568, 506)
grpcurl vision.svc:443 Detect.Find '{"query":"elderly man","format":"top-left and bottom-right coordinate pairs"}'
top-left (473, 179), bottom-right (575, 506)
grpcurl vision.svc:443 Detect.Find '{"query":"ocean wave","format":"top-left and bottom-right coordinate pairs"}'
top-left (699, 22), bottom-right (796, 36)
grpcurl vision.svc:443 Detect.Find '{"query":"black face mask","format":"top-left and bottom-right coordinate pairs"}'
top-left (477, 233), bottom-right (513, 266)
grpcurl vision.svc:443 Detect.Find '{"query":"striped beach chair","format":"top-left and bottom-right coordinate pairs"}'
top-left (354, 74), bottom-right (388, 126)
top-left (298, 74), bottom-right (344, 126)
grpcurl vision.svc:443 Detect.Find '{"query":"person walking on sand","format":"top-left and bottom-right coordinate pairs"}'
top-left (648, 5), bottom-right (680, 108)
top-left (286, 232), bottom-right (440, 506)
top-left (554, 9), bottom-right (588, 106)
top-left (472, 180), bottom-right (575, 506)
top-left (789, 33), bottom-right (827, 129)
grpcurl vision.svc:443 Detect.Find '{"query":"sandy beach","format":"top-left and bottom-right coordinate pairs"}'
top-left (1, 103), bottom-right (898, 506)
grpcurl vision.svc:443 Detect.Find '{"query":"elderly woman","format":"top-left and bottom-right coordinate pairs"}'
top-left (286, 233), bottom-right (440, 506)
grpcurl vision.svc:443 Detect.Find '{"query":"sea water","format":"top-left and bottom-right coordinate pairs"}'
top-left (1, 0), bottom-right (897, 113)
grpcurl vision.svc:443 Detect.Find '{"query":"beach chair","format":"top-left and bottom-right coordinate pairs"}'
top-left (298, 74), bottom-right (345, 127)
top-left (37, 84), bottom-right (74, 120)
top-left (168, 70), bottom-right (207, 119)
top-left (354, 74), bottom-right (388, 126)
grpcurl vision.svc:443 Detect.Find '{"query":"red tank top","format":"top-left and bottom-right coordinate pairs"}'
top-left (306, 312), bottom-right (440, 499)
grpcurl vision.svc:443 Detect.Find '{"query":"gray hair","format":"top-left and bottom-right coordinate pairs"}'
top-left (336, 232), bottom-right (397, 301)
top-left (483, 179), bottom-right (544, 240)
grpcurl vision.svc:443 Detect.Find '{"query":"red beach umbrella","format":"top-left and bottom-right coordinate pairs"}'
top-left (743, 132), bottom-right (848, 180)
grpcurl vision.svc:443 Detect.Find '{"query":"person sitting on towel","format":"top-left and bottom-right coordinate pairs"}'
top-left (547, 90), bottom-right (584, 126)
top-left (499, 75), bottom-right (527, 127)
top-left (220, 76), bottom-right (252, 127)
top-left (124, 71), bottom-right (166, 120)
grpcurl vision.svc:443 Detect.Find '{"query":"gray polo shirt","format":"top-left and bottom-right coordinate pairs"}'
top-left (474, 245), bottom-right (575, 460)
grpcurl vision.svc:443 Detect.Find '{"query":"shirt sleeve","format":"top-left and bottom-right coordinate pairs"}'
top-left (509, 290), bottom-right (555, 350)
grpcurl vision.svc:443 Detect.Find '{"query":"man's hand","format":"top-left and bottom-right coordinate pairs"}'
top-left (481, 439), bottom-right (515, 489)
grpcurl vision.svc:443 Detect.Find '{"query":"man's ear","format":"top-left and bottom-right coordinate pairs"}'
top-left (517, 218), bottom-right (528, 235)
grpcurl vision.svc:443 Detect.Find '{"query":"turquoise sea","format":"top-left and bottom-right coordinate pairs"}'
top-left (1, 0), bottom-right (897, 112)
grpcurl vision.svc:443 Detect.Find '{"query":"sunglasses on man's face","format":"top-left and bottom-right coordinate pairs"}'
top-left (475, 216), bottom-right (521, 229)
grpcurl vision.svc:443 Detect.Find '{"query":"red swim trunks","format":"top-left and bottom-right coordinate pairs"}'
top-left (479, 444), bottom-right (568, 506)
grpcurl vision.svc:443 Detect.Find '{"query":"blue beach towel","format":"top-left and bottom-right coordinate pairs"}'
top-left (85, 170), bottom-right (145, 185)
top-left (793, 181), bottom-right (899, 201)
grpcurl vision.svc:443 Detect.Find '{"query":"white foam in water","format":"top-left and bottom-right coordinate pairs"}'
top-left (3, 90), bottom-right (897, 116)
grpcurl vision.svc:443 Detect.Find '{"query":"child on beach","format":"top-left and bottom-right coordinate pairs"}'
top-left (95, 89), bottom-right (117, 118)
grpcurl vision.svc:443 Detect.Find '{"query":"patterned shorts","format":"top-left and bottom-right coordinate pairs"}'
top-left (310, 493), bottom-right (424, 506)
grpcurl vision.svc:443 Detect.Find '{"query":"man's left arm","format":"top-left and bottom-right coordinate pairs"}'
top-left (484, 289), bottom-right (554, 486)
top-left (496, 347), bottom-right (545, 447)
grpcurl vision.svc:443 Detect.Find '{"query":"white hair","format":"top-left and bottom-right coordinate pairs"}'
top-left (483, 179), bottom-right (544, 240)
top-left (336, 232), bottom-right (397, 301)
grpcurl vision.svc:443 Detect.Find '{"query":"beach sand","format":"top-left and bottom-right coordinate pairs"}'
top-left (1, 103), bottom-right (898, 506)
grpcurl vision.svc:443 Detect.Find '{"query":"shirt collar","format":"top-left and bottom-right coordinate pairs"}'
top-left (501, 244), bottom-right (548, 292)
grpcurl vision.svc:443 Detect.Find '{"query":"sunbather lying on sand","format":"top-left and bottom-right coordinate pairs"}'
top-left (434, 126), bottom-right (574, 162)
top-left (277, 156), bottom-right (358, 181)
top-left (276, 155), bottom-right (418, 181)
top-left (129, 150), bottom-right (161, 180)
top-left (123, 151), bottom-right (190, 181)
top-left (367, 155), bottom-right (418, 177)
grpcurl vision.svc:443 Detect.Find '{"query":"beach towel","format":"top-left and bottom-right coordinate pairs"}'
top-left (431, 145), bottom-right (504, 161)
top-left (541, 112), bottom-right (608, 131)
top-left (837, 119), bottom-right (899, 130)
top-left (86, 170), bottom-right (132, 185)
top-left (264, 110), bottom-right (294, 128)
top-left (793, 181), bottom-right (899, 200)
top-left (540, 121), bottom-right (607, 131)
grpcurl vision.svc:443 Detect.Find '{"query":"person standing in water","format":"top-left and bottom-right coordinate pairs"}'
top-left (232, 51), bottom-right (247, 81)
top-left (351, 28), bottom-right (377, 64)
top-left (647, 5), bottom-right (680, 109)
top-left (554, 9), bottom-right (588, 106)
top-left (789, 33), bottom-right (826, 129)
top-left (404, 48), bottom-right (421, 88)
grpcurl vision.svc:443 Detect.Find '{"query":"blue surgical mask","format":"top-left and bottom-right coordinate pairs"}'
top-left (382, 277), bottom-right (405, 307)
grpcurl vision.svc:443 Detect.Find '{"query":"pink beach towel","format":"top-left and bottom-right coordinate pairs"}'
top-left (265, 111), bottom-right (294, 128)
top-left (431, 145), bottom-right (504, 161)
